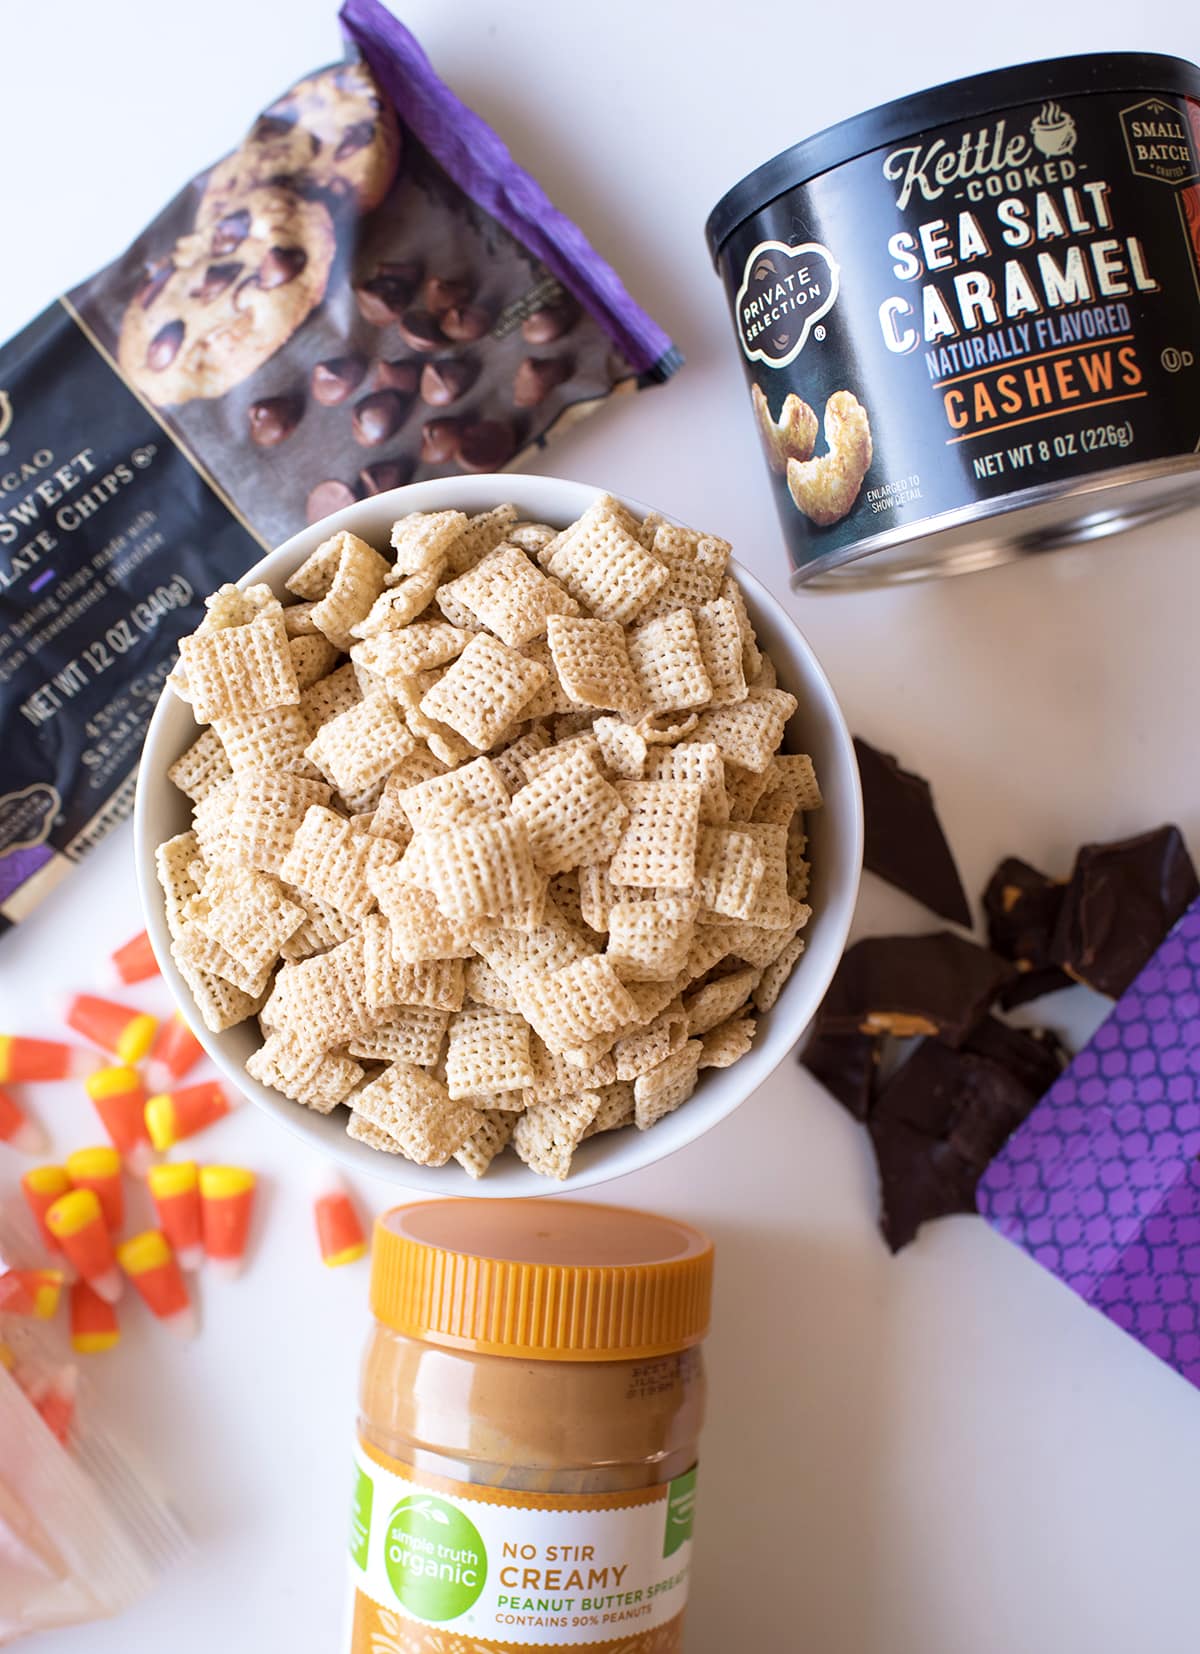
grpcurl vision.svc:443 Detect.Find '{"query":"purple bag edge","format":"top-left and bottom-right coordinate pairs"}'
top-left (339, 0), bottom-right (680, 379)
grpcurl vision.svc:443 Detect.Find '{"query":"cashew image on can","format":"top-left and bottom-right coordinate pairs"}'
top-left (752, 382), bottom-right (818, 474)
top-left (786, 391), bottom-right (873, 527)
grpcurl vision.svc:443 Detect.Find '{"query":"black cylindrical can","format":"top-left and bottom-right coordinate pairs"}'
top-left (707, 54), bottom-right (1200, 586)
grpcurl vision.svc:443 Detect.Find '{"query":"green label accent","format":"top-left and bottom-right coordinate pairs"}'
top-left (384, 1494), bottom-right (487, 1622)
top-left (664, 1466), bottom-right (698, 1557)
top-left (349, 1463), bottom-right (373, 1571)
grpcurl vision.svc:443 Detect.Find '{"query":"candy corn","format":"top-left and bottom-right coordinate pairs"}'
top-left (314, 1181), bottom-right (367, 1268)
top-left (111, 929), bottom-right (160, 985)
top-left (67, 994), bottom-right (158, 1065)
top-left (65, 1146), bottom-right (124, 1233)
top-left (0, 1267), bottom-right (65, 1319)
top-left (21, 1165), bottom-right (72, 1253)
top-left (200, 1166), bottom-right (256, 1278)
top-left (45, 1189), bottom-right (123, 1304)
top-left (146, 1162), bottom-right (203, 1270)
top-left (116, 1232), bottom-right (195, 1339)
top-left (147, 1011), bottom-right (205, 1091)
top-left (144, 1080), bottom-right (231, 1151)
top-left (0, 1035), bottom-right (99, 1084)
top-left (0, 1086), bottom-right (47, 1155)
top-left (84, 1065), bottom-right (154, 1175)
top-left (70, 1280), bottom-right (120, 1354)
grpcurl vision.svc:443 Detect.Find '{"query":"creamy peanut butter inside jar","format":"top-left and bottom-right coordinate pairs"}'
top-left (344, 1199), bottom-right (713, 1653)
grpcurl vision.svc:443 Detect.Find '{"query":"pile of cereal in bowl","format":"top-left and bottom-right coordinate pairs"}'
top-left (153, 495), bottom-right (818, 1179)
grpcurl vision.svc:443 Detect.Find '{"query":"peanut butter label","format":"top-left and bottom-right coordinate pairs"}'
top-left (343, 1441), bottom-right (695, 1651)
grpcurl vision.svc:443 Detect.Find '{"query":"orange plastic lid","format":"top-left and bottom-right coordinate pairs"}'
top-left (371, 1199), bottom-right (714, 1362)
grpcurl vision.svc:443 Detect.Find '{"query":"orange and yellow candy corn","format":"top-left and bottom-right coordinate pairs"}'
top-left (314, 1182), bottom-right (367, 1268)
top-left (84, 1065), bottom-right (154, 1175)
top-left (65, 1146), bottom-right (124, 1233)
top-left (0, 1086), bottom-right (48, 1156)
top-left (70, 1280), bottom-right (120, 1355)
top-left (111, 929), bottom-right (160, 985)
top-left (45, 1188), bottom-right (123, 1304)
top-left (200, 1166), bottom-right (256, 1278)
top-left (21, 1164), bottom-right (72, 1253)
top-left (147, 1011), bottom-right (205, 1091)
top-left (146, 1161), bottom-right (203, 1270)
top-left (0, 1267), bottom-right (64, 1319)
top-left (116, 1232), bottom-right (195, 1339)
top-left (66, 994), bottom-right (157, 1065)
top-left (0, 1035), bottom-right (99, 1084)
top-left (145, 1080), bottom-right (230, 1151)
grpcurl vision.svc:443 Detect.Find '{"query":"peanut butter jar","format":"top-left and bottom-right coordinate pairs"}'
top-left (344, 1199), bottom-right (713, 1653)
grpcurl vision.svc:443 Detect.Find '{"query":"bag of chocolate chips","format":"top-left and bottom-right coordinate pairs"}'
top-left (0, 0), bottom-right (679, 934)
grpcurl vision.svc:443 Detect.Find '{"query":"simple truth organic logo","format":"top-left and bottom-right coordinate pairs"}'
top-left (735, 240), bottom-right (840, 370)
top-left (384, 1494), bottom-right (487, 1622)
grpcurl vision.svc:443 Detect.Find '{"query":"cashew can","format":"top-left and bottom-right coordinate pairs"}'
top-left (706, 52), bottom-right (1200, 586)
top-left (343, 1199), bottom-right (712, 1652)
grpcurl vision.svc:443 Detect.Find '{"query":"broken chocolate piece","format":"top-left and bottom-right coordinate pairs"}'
top-left (801, 1030), bottom-right (880, 1121)
top-left (869, 1039), bottom-right (1039, 1251)
top-left (982, 855), bottom-right (1073, 1007)
top-left (854, 736), bottom-right (971, 926)
top-left (816, 932), bottom-right (1016, 1047)
top-left (1050, 824), bottom-right (1199, 998)
top-left (960, 1015), bottom-right (1067, 1100)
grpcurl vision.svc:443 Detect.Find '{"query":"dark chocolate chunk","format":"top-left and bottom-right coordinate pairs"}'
top-left (358, 458), bottom-right (414, 496)
top-left (192, 262), bottom-right (243, 302)
top-left (210, 208), bottom-right (251, 257)
top-left (136, 258), bottom-right (175, 308)
top-left (521, 299), bottom-right (579, 343)
top-left (869, 1039), bottom-right (1039, 1251)
top-left (801, 1030), bottom-right (880, 1121)
top-left (960, 1015), bottom-right (1067, 1100)
top-left (1050, 824), bottom-right (1199, 998)
top-left (351, 390), bottom-right (408, 447)
top-left (397, 309), bottom-right (446, 353)
top-left (816, 932), bottom-right (1016, 1047)
top-left (419, 359), bottom-right (479, 407)
top-left (439, 304), bottom-right (490, 343)
top-left (423, 276), bottom-right (473, 316)
top-left (374, 360), bottom-right (420, 395)
top-left (419, 419), bottom-right (462, 465)
top-left (334, 120), bottom-right (376, 161)
top-left (247, 394), bottom-right (302, 448)
top-left (145, 320), bottom-right (184, 371)
top-left (306, 479), bottom-right (357, 523)
top-left (854, 736), bottom-right (970, 926)
top-left (355, 272), bottom-right (418, 326)
top-left (983, 856), bottom-right (1064, 969)
top-left (259, 246), bottom-right (307, 289)
top-left (457, 420), bottom-right (515, 471)
top-left (513, 355), bottom-right (573, 409)
top-left (311, 356), bottom-right (367, 406)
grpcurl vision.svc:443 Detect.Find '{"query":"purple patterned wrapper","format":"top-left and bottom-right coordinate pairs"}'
top-left (978, 898), bottom-right (1200, 1386)
top-left (340, 0), bottom-right (679, 378)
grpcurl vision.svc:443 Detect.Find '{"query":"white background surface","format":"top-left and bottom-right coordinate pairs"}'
top-left (3, 2), bottom-right (1200, 1649)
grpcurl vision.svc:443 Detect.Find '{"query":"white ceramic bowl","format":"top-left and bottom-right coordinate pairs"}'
top-left (135, 474), bottom-right (862, 1195)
